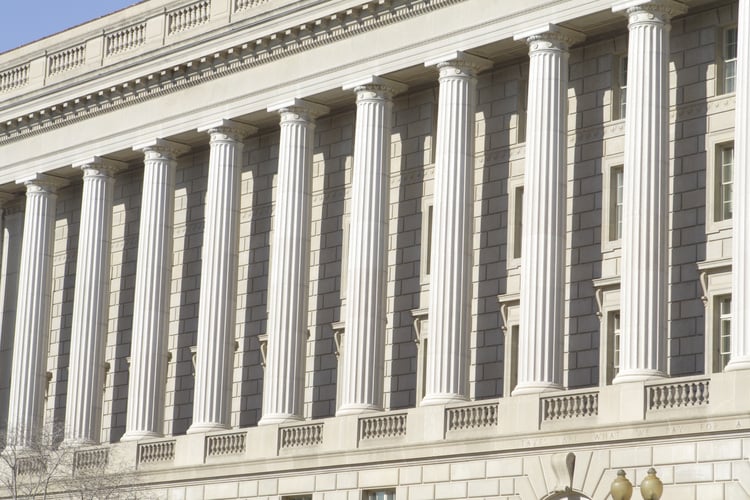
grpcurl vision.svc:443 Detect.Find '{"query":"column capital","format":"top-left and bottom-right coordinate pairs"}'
top-left (198, 119), bottom-right (258, 142)
top-left (514, 23), bottom-right (585, 49)
top-left (425, 51), bottom-right (492, 75)
top-left (613, 0), bottom-right (687, 21)
top-left (73, 156), bottom-right (128, 177)
top-left (133, 138), bottom-right (190, 160)
top-left (16, 173), bottom-right (69, 193)
top-left (342, 75), bottom-right (408, 97)
top-left (268, 98), bottom-right (330, 121)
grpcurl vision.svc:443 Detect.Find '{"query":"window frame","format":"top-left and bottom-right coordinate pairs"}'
top-left (363, 489), bottom-right (396, 500)
top-left (601, 157), bottom-right (624, 253)
top-left (411, 308), bottom-right (428, 404)
top-left (717, 295), bottom-right (732, 371)
top-left (507, 176), bottom-right (524, 270)
top-left (593, 277), bottom-right (621, 386)
top-left (498, 296), bottom-right (520, 397)
top-left (612, 54), bottom-right (628, 121)
top-left (419, 196), bottom-right (433, 286)
top-left (706, 132), bottom-right (735, 234)
top-left (698, 259), bottom-right (732, 374)
top-left (717, 25), bottom-right (738, 95)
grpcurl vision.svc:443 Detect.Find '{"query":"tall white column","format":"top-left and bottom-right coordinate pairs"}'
top-left (63, 158), bottom-right (126, 445)
top-left (512, 25), bottom-right (583, 395)
top-left (0, 193), bottom-right (20, 435)
top-left (422, 52), bottom-right (491, 406)
top-left (260, 99), bottom-right (328, 425)
top-left (337, 77), bottom-right (406, 416)
top-left (613, 0), bottom-right (685, 384)
top-left (188, 120), bottom-right (256, 434)
top-left (122, 139), bottom-right (189, 441)
top-left (728, 0), bottom-right (750, 371)
top-left (6, 174), bottom-right (68, 447)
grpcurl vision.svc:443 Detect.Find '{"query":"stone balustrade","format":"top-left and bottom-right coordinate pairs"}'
top-left (118, 372), bottom-right (744, 472)
top-left (646, 376), bottom-right (710, 411)
top-left (137, 440), bottom-right (176, 464)
top-left (359, 413), bottom-right (407, 441)
top-left (541, 390), bottom-right (599, 421)
top-left (73, 448), bottom-right (109, 472)
top-left (105, 23), bottom-right (147, 57)
top-left (446, 402), bottom-right (499, 431)
top-left (205, 431), bottom-right (246, 457)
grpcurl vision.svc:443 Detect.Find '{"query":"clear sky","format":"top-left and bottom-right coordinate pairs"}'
top-left (1, 1), bottom-right (144, 54)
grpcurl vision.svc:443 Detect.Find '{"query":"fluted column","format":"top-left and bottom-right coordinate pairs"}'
top-left (422, 52), bottom-right (491, 406)
top-left (64, 158), bottom-right (126, 446)
top-left (0, 193), bottom-right (20, 436)
top-left (613, 0), bottom-right (685, 383)
top-left (122, 139), bottom-right (189, 441)
top-left (337, 77), bottom-right (407, 415)
top-left (512, 25), bottom-right (583, 395)
top-left (188, 120), bottom-right (256, 434)
top-left (6, 174), bottom-right (68, 447)
top-left (260, 99), bottom-right (328, 425)
top-left (728, 0), bottom-right (750, 371)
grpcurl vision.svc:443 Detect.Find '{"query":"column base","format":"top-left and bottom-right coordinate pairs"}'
top-left (120, 430), bottom-right (163, 442)
top-left (724, 357), bottom-right (750, 372)
top-left (511, 381), bottom-right (563, 396)
top-left (613, 369), bottom-right (668, 384)
top-left (186, 422), bottom-right (231, 435)
top-left (336, 403), bottom-right (383, 416)
top-left (258, 414), bottom-right (304, 426)
top-left (420, 393), bottom-right (469, 406)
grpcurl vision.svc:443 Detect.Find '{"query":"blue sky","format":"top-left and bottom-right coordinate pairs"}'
top-left (1, 1), bottom-right (143, 54)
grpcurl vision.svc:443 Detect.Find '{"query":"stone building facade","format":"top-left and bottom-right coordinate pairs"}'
top-left (0, 0), bottom-right (749, 498)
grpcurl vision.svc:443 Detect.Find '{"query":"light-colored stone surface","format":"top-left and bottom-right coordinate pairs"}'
top-left (0, 0), bottom-right (748, 498)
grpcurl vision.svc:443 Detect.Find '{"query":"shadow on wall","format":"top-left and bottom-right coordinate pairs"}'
top-left (106, 168), bottom-right (142, 442)
top-left (237, 131), bottom-right (275, 428)
top-left (50, 184), bottom-right (82, 436)
top-left (309, 110), bottom-right (352, 420)
top-left (567, 42), bottom-right (606, 390)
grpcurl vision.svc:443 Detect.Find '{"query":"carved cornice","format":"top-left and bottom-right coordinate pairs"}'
top-left (0, 0), bottom-right (466, 146)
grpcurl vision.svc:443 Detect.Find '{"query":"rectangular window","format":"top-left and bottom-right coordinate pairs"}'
top-left (513, 186), bottom-right (524, 259)
top-left (365, 490), bottom-right (396, 500)
top-left (723, 27), bottom-right (738, 94)
top-left (719, 145), bottom-right (734, 221)
top-left (610, 166), bottom-right (624, 241)
top-left (719, 296), bottom-right (731, 370)
top-left (425, 204), bottom-right (433, 276)
top-left (617, 56), bottom-right (628, 119)
top-left (283, 497), bottom-right (312, 500)
top-left (605, 311), bottom-right (621, 384)
top-left (708, 142), bottom-right (734, 222)
top-left (420, 200), bottom-right (434, 285)
top-left (613, 312), bottom-right (621, 376)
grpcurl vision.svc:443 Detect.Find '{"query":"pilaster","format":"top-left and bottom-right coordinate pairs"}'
top-left (612, 0), bottom-right (686, 383)
top-left (6, 173), bottom-right (68, 447)
top-left (512, 25), bottom-right (584, 395)
top-left (728, 0), bottom-right (750, 371)
top-left (337, 76), bottom-right (407, 415)
top-left (260, 99), bottom-right (329, 425)
top-left (122, 139), bottom-right (189, 441)
top-left (189, 120), bottom-right (256, 434)
top-left (64, 157), bottom-right (127, 446)
top-left (421, 52), bottom-right (491, 406)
